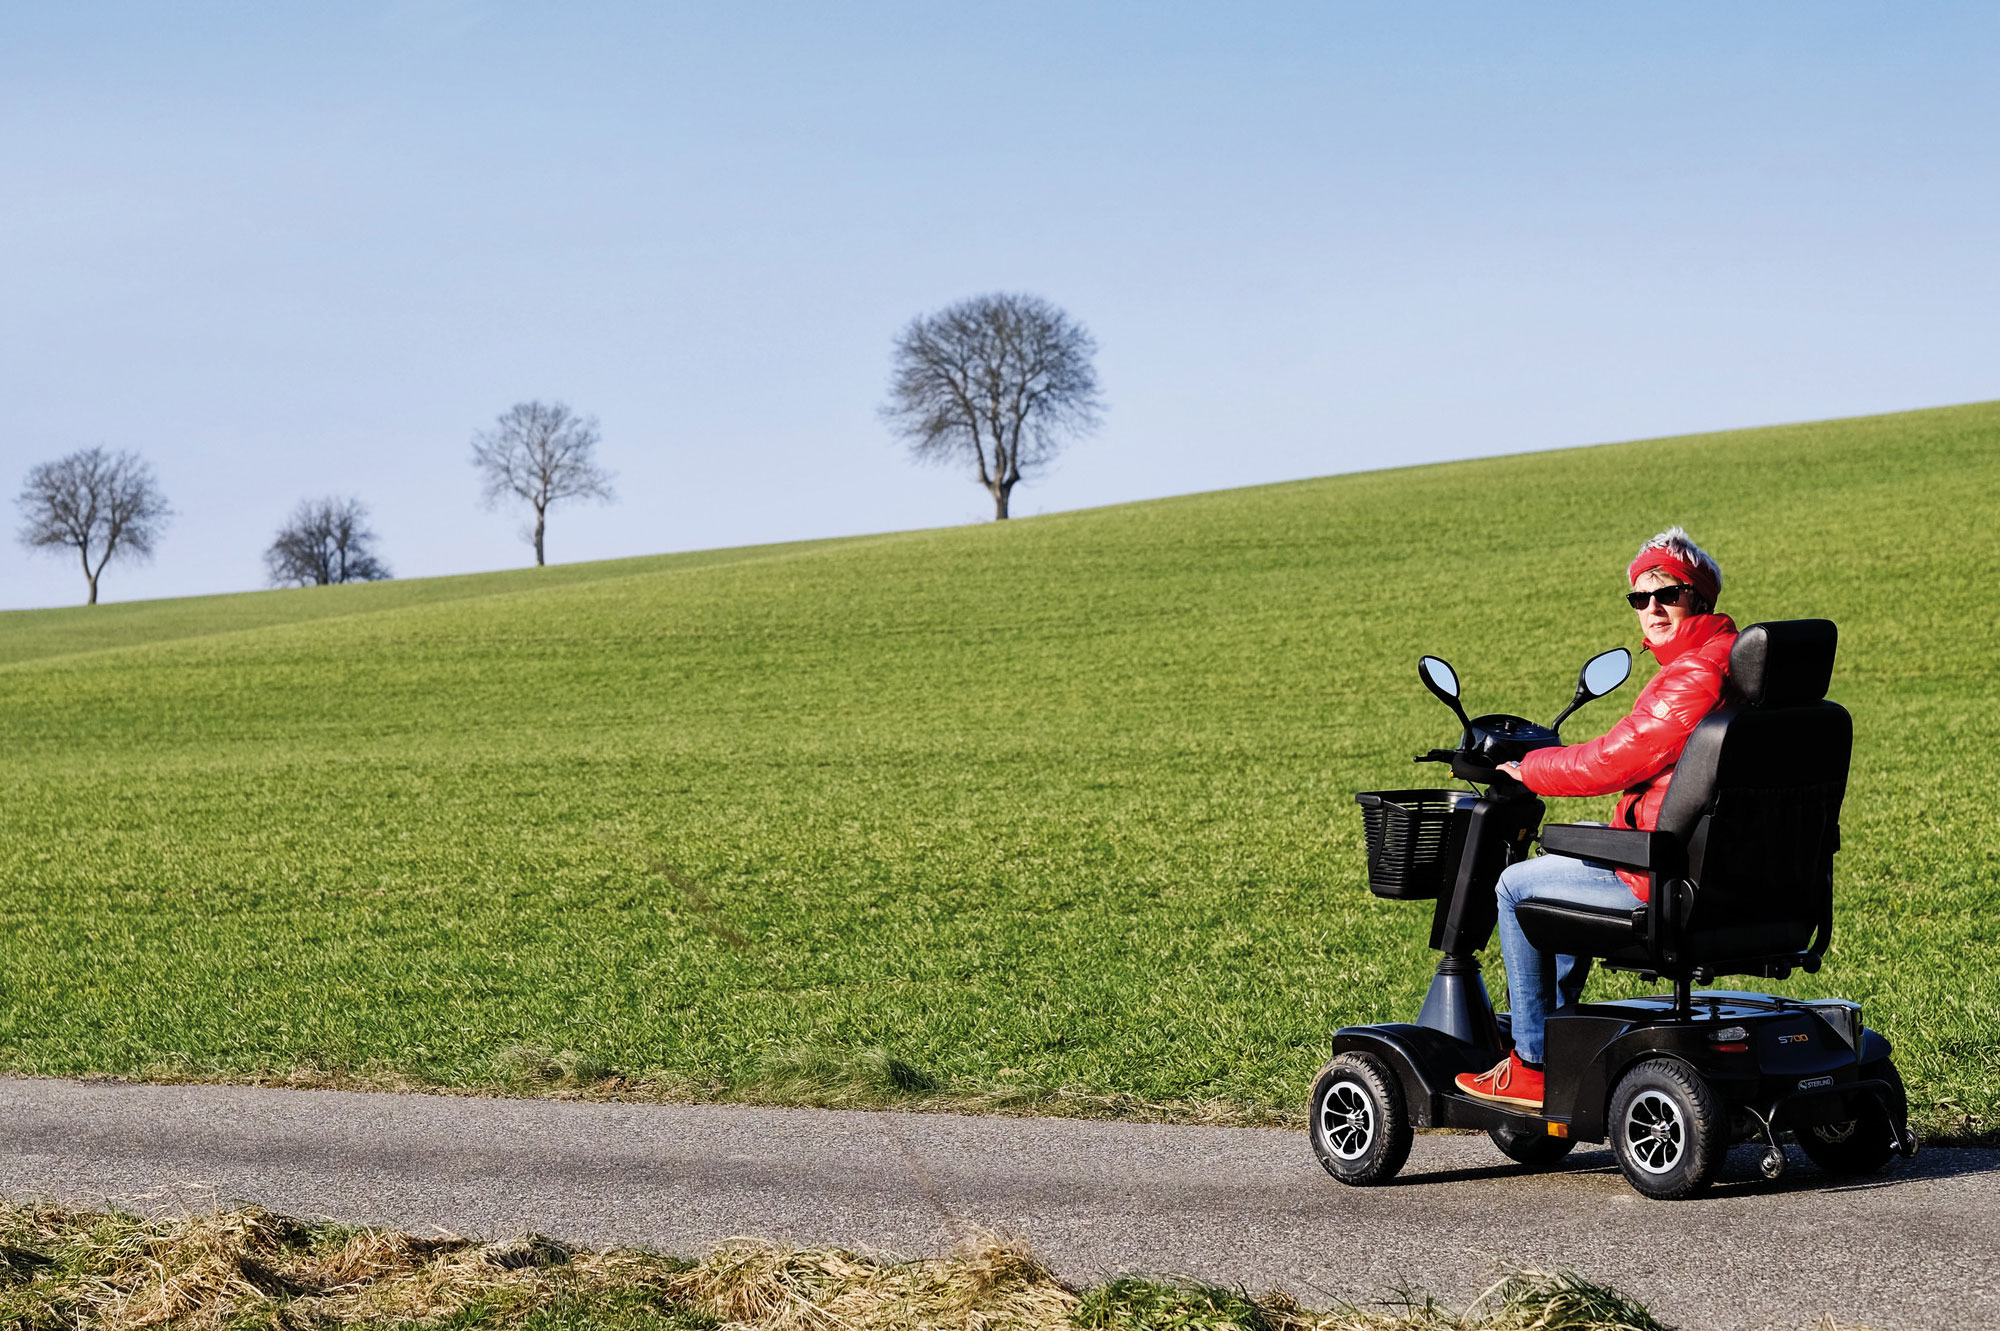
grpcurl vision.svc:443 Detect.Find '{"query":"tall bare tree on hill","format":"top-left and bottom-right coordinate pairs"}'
top-left (15, 446), bottom-right (172, 604)
top-left (265, 497), bottom-right (392, 586)
top-left (882, 293), bottom-right (1103, 520)
top-left (471, 400), bottom-right (615, 566)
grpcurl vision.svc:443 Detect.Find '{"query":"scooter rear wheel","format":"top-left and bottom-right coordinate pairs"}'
top-left (1795, 1061), bottom-right (1904, 1177)
top-left (1608, 1058), bottom-right (1728, 1199)
top-left (1309, 1052), bottom-right (1412, 1186)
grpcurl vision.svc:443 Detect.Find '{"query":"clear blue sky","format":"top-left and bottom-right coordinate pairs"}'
top-left (4, 2), bottom-right (1996, 608)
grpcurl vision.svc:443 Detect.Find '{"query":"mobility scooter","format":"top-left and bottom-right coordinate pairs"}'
top-left (1310, 620), bottom-right (1916, 1199)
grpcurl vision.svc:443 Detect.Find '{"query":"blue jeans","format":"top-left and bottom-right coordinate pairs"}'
top-left (1494, 853), bottom-right (1639, 1064)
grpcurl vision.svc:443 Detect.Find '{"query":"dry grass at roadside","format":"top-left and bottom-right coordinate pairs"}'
top-left (0, 1200), bottom-right (1784, 1331)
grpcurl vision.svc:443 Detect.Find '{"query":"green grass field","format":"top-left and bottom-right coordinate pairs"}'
top-left (2, 402), bottom-right (1996, 1139)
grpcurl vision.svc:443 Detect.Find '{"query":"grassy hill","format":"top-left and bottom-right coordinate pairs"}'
top-left (2, 402), bottom-right (1996, 1139)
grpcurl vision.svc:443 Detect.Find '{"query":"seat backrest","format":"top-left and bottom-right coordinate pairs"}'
top-left (1654, 620), bottom-right (1850, 959)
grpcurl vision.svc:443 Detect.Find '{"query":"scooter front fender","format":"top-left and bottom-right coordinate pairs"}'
top-left (1329, 1023), bottom-right (1494, 1129)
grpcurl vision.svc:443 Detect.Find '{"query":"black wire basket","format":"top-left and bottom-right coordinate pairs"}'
top-left (1354, 789), bottom-right (1476, 900)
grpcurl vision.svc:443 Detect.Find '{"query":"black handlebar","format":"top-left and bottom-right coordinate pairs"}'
top-left (1414, 747), bottom-right (1529, 796)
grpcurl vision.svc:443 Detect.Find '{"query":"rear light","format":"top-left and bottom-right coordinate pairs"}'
top-left (1713, 1042), bottom-right (1750, 1053)
top-left (1711, 1026), bottom-right (1749, 1042)
top-left (1804, 999), bottom-right (1863, 1050)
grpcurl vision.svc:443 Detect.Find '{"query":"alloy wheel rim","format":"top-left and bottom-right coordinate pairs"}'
top-left (1319, 1079), bottom-right (1376, 1160)
top-left (1623, 1088), bottom-right (1687, 1174)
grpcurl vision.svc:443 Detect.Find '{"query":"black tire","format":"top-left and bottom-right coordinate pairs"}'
top-left (1309, 1052), bottom-right (1413, 1186)
top-left (1608, 1058), bottom-right (1728, 1200)
top-left (1796, 1062), bottom-right (1904, 1177)
top-left (1490, 1124), bottom-right (1577, 1171)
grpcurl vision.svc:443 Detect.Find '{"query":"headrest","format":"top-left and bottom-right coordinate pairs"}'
top-left (1730, 619), bottom-right (1837, 708)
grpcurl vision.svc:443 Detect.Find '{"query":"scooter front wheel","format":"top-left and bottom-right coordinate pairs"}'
top-left (1309, 1052), bottom-right (1412, 1186)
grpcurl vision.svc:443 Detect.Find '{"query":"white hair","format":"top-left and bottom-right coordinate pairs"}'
top-left (1634, 525), bottom-right (1722, 601)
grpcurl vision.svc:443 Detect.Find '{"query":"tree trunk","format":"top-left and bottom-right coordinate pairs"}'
top-left (534, 506), bottom-right (547, 566)
top-left (992, 484), bottom-right (1012, 520)
top-left (86, 573), bottom-right (99, 605)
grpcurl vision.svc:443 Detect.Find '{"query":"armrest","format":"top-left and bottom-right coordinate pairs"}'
top-left (1540, 823), bottom-right (1686, 876)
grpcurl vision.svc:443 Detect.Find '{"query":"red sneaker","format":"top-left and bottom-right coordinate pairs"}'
top-left (1454, 1052), bottom-right (1544, 1108)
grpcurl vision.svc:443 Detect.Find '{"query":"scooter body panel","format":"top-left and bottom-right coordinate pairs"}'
top-left (1339, 991), bottom-right (1903, 1150)
top-left (1535, 991), bottom-right (1900, 1142)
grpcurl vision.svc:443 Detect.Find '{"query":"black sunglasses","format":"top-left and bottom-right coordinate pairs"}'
top-left (1627, 584), bottom-right (1696, 610)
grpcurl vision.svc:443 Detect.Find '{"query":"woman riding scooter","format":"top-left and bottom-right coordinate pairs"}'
top-left (1454, 527), bottom-right (1737, 1110)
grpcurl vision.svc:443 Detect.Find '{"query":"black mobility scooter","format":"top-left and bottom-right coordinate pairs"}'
top-left (1310, 620), bottom-right (1916, 1199)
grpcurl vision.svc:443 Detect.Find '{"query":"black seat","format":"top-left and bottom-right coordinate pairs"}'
top-left (1513, 619), bottom-right (1850, 981)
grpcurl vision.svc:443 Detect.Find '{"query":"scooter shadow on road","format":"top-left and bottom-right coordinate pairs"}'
top-left (1387, 1147), bottom-right (1622, 1187)
top-left (1390, 1143), bottom-right (1999, 1195)
top-left (1708, 1144), bottom-right (2000, 1198)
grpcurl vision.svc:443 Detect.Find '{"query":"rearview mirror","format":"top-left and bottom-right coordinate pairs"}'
top-left (1418, 655), bottom-right (1459, 701)
top-left (1579, 648), bottom-right (1632, 700)
top-left (1417, 654), bottom-right (1473, 742)
top-left (1550, 647), bottom-right (1632, 733)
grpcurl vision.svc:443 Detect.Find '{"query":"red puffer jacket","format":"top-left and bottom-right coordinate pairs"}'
top-left (1516, 614), bottom-right (1738, 901)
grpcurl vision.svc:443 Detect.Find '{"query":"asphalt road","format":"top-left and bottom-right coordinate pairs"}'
top-left (1, 1077), bottom-right (1992, 1331)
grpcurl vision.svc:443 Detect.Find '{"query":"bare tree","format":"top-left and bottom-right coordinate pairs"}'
top-left (470, 401), bottom-right (615, 566)
top-left (881, 293), bottom-right (1103, 520)
top-left (15, 447), bottom-right (172, 605)
top-left (265, 497), bottom-right (392, 587)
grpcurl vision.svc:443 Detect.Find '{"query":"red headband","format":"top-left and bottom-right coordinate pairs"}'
top-left (1629, 547), bottom-right (1719, 607)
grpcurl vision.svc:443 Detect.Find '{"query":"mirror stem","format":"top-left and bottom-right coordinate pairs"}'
top-left (1550, 693), bottom-right (1585, 734)
top-left (1444, 694), bottom-right (1473, 746)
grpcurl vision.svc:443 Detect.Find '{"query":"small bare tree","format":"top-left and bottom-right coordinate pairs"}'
top-left (470, 400), bottom-right (615, 566)
top-left (16, 446), bottom-right (172, 605)
top-left (881, 293), bottom-right (1103, 520)
top-left (265, 497), bottom-right (392, 587)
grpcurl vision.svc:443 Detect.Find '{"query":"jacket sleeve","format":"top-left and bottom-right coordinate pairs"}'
top-left (1518, 652), bottom-right (1728, 799)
